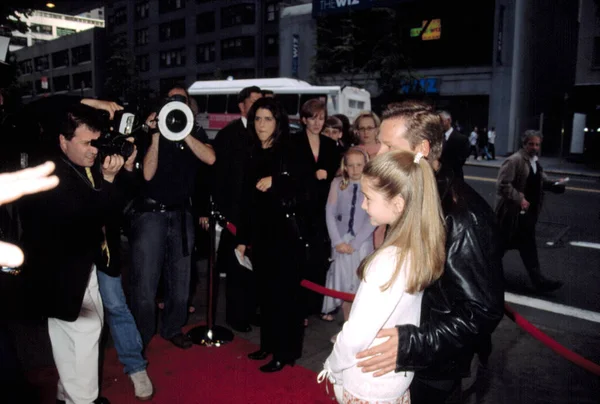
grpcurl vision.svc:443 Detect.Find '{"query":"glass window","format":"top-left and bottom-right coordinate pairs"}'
top-left (111, 7), bottom-right (127, 25)
top-left (196, 42), bottom-right (215, 63)
top-left (56, 27), bottom-right (76, 37)
top-left (159, 0), bottom-right (185, 14)
top-left (19, 59), bottom-right (33, 74)
top-left (34, 55), bottom-right (49, 71)
top-left (196, 11), bottom-right (215, 34)
top-left (30, 23), bottom-right (52, 35)
top-left (221, 36), bottom-right (254, 60)
top-left (135, 29), bottom-right (149, 46)
top-left (207, 94), bottom-right (227, 113)
top-left (52, 50), bottom-right (69, 68)
top-left (73, 71), bottom-right (93, 90)
top-left (159, 19), bottom-right (186, 41)
top-left (71, 44), bottom-right (91, 65)
top-left (159, 48), bottom-right (186, 68)
top-left (31, 38), bottom-right (48, 45)
top-left (53, 75), bottom-right (70, 92)
top-left (135, 1), bottom-right (150, 20)
top-left (221, 4), bottom-right (255, 28)
top-left (266, 2), bottom-right (279, 23)
top-left (136, 54), bottom-right (150, 72)
top-left (11, 36), bottom-right (28, 47)
top-left (264, 35), bottom-right (278, 57)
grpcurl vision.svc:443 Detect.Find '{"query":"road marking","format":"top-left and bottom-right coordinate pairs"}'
top-left (570, 241), bottom-right (600, 250)
top-left (465, 176), bottom-right (600, 194)
top-left (505, 292), bottom-right (600, 324)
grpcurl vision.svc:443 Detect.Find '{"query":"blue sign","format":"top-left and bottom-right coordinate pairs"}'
top-left (401, 78), bottom-right (439, 94)
top-left (292, 34), bottom-right (299, 78)
top-left (312, 0), bottom-right (413, 17)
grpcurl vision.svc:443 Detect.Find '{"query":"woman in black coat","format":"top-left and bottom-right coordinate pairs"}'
top-left (236, 97), bottom-right (305, 372)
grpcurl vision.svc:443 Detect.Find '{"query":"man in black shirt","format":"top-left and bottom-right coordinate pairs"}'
top-left (129, 85), bottom-right (215, 349)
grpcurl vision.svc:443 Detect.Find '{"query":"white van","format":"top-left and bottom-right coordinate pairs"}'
top-left (188, 77), bottom-right (371, 138)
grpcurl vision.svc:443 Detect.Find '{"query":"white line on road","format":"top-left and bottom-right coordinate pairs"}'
top-left (570, 241), bottom-right (600, 250)
top-left (505, 292), bottom-right (600, 324)
top-left (465, 175), bottom-right (600, 193)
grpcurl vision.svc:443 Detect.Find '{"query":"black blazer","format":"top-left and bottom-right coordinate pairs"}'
top-left (440, 128), bottom-right (470, 180)
top-left (18, 156), bottom-right (126, 321)
top-left (211, 119), bottom-right (252, 227)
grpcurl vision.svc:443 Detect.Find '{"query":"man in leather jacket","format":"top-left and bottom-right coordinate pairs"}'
top-left (355, 101), bottom-right (504, 403)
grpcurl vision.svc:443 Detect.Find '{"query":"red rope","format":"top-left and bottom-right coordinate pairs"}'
top-left (300, 279), bottom-right (356, 302)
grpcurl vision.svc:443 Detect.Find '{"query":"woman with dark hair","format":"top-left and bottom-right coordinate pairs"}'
top-left (235, 97), bottom-right (306, 372)
top-left (292, 99), bottom-right (339, 322)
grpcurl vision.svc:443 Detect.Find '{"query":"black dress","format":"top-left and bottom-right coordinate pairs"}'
top-left (238, 144), bottom-right (305, 362)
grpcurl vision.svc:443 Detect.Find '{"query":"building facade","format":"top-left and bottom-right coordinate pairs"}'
top-left (14, 27), bottom-right (106, 102)
top-left (281, 0), bottom-right (580, 156)
top-left (104, 0), bottom-right (297, 96)
top-left (9, 10), bottom-right (104, 52)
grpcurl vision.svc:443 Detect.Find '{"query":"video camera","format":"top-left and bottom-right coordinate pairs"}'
top-left (90, 110), bottom-right (137, 160)
top-left (145, 94), bottom-right (195, 142)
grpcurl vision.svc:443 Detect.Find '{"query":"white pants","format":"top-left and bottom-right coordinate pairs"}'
top-left (48, 266), bottom-right (104, 404)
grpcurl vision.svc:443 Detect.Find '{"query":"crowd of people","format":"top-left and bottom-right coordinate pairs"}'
top-left (0, 83), bottom-right (566, 404)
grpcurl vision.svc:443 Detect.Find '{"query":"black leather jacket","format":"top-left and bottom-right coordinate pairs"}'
top-left (395, 167), bottom-right (504, 379)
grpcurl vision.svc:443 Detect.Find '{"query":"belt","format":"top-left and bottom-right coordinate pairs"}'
top-left (137, 198), bottom-right (188, 213)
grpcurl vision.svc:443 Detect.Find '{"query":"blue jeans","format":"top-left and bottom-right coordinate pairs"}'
top-left (97, 271), bottom-right (147, 375)
top-left (129, 210), bottom-right (194, 346)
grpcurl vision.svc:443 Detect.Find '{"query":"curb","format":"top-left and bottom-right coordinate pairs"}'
top-left (465, 161), bottom-right (600, 179)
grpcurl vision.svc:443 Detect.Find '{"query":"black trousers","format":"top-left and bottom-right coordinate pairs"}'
top-left (516, 212), bottom-right (540, 271)
top-left (217, 229), bottom-right (256, 328)
top-left (410, 375), bottom-right (461, 404)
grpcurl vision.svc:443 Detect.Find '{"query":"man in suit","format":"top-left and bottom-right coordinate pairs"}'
top-left (18, 103), bottom-right (129, 404)
top-left (212, 86), bottom-right (262, 332)
top-left (439, 110), bottom-right (470, 180)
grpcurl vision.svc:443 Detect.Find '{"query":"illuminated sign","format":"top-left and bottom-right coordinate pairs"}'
top-left (410, 19), bottom-right (441, 41)
top-left (401, 78), bottom-right (439, 94)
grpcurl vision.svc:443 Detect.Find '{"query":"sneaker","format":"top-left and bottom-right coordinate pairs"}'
top-left (130, 370), bottom-right (154, 401)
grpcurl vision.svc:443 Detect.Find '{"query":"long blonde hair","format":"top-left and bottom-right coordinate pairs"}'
top-left (358, 151), bottom-right (446, 293)
top-left (339, 147), bottom-right (369, 191)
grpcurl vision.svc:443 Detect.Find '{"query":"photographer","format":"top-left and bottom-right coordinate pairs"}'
top-left (16, 102), bottom-right (133, 404)
top-left (129, 85), bottom-right (215, 350)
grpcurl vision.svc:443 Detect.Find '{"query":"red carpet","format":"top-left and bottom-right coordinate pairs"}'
top-left (29, 324), bottom-right (336, 403)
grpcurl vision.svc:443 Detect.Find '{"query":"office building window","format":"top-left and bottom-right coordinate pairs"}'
top-left (593, 37), bottom-right (600, 68)
top-left (196, 42), bottom-right (215, 63)
top-left (53, 75), bottom-right (70, 92)
top-left (159, 19), bottom-right (186, 41)
top-left (135, 1), bottom-right (150, 20)
top-left (56, 27), bottom-right (76, 37)
top-left (136, 54), bottom-right (150, 72)
top-left (11, 36), bottom-right (28, 47)
top-left (109, 7), bottom-right (127, 25)
top-left (30, 23), bottom-right (52, 35)
top-left (196, 11), bottom-right (215, 34)
top-left (264, 35), bottom-right (278, 57)
top-left (71, 44), bottom-right (91, 65)
top-left (221, 4), bottom-right (255, 28)
top-left (266, 2), bottom-right (279, 23)
top-left (221, 36), bottom-right (254, 59)
top-left (160, 76), bottom-right (186, 94)
top-left (73, 71), bottom-right (93, 90)
top-left (32, 38), bottom-right (48, 45)
top-left (52, 50), bottom-right (69, 68)
top-left (135, 28), bottom-right (149, 46)
top-left (34, 55), bottom-right (49, 71)
top-left (19, 59), bottom-right (33, 74)
top-left (160, 48), bottom-right (186, 68)
top-left (159, 0), bottom-right (185, 14)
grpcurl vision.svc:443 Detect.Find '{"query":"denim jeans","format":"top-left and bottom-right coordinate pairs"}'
top-left (97, 271), bottom-right (147, 375)
top-left (129, 210), bottom-right (194, 346)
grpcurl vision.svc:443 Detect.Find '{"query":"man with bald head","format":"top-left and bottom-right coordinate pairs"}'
top-left (355, 101), bottom-right (504, 403)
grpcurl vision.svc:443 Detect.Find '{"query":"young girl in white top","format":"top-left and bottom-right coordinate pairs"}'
top-left (321, 148), bottom-right (375, 325)
top-left (318, 150), bottom-right (446, 404)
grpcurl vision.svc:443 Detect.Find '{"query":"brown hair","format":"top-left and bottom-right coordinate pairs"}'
top-left (324, 116), bottom-right (343, 131)
top-left (382, 101), bottom-right (444, 163)
top-left (339, 147), bottom-right (369, 190)
top-left (300, 98), bottom-right (327, 120)
top-left (358, 150), bottom-right (446, 293)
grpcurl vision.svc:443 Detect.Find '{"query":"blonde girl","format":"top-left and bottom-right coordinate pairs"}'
top-left (319, 150), bottom-right (446, 404)
top-left (321, 148), bottom-right (375, 329)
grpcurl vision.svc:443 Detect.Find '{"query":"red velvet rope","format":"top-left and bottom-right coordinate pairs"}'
top-left (227, 222), bottom-right (600, 377)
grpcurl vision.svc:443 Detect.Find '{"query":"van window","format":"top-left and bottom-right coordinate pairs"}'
top-left (192, 95), bottom-right (207, 113)
top-left (226, 94), bottom-right (240, 113)
top-left (277, 94), bottom-right (299, 116)
top-left (207, 94), bottom-right (227, 113)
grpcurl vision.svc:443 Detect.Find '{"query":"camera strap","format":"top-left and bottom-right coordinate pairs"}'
top-left (61, 156), bottom-right (102, 192)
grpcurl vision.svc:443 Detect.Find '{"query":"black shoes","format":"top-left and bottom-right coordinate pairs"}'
top-left (169, 333), bottom-right (193, 349)
top-left (259, 358), bottom-right (295, 373)
top-left (248, 349), bottom-right (271, 360)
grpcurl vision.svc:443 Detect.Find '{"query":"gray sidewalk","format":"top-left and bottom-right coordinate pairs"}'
top-left (465, 155), bottom-right (600, 179)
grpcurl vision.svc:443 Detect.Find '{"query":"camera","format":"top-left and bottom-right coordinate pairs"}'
top-left (91, 110), bottom-right (137, 159)
top-left (151, 95), bottom-right (195, 142)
